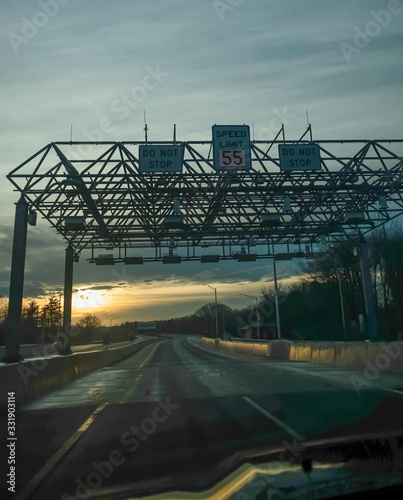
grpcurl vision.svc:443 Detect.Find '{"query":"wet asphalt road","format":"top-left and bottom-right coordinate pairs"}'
top-left (3, 335), bottom-right (403, 499)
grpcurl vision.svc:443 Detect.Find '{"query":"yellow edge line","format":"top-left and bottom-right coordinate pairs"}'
top-left (15, 402), bottom-right (108, 500)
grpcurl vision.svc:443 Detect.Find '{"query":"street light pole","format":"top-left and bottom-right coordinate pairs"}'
top-left (214, 287), bottom-right (219, 339)
top-left (336, 273), bottom-right (347, 341)
top-left (255, 296), bottom-right (260, 340)
top-left (205, 284), bottom-right (219, 338)
top-left (109, 316), bottom-right (120, 345)
top-left (239, 294), bottom-right (260, 340)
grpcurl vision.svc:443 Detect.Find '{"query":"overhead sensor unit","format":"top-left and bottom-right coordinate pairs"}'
top-left (163, 255), bottom-right (182, 264)
top-left (28, 211), bottom-right (37, 226)
top-left (65, 216), bottom-right (86, 231)
top-left (237, 253), bottom-right (257, 262)
top-left (95, 254), bottom-right (114, 265)
top-left (162, 214), bottom-right (184, 229)
top-left (201, 255), bottom-right (220, 263)
top-left (173, 200), bottom-right (181, 213)
top-left (275, 253), bottom-right (294, 261)
top-left (124, 257), bottom-right (144, 265)
top-left (343, 212), bottom-right (367, 225)
top-left (283, 197), bottom-right (292, 212)
top-left (260, 213), bottom-right (281, 227)
top-left (378, 195), bottom-right (388, 210)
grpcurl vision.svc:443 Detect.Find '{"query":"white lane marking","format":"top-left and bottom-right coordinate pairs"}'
top-left (174, 338), bottom-right (200, 365)
top-left (243, 396), bottom-right (305, 442)
top-left (185, 356), bottom-right (199, 365)
top-left (139, 343), bottom-right (161, 368)
top-left (384, 388), bottom-right (403, 395)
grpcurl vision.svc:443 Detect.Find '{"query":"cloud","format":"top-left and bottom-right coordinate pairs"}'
top-left (1, 0), bottom-right (402, 319)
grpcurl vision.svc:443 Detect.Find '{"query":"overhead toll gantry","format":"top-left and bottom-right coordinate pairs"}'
top-left (4, 124), bottom-right (403, 360)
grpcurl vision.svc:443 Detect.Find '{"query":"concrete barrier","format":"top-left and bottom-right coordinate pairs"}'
top-left (311, 342), bottom-right (336, 365)
top-left (268, 340), bottom-right (290, 359)
top-left (202, 337), bottom-right (403, 376)
top-left (31, 357), bottom-right (62, 399)
top-left (0, 339), bottom-right (156, 408)
top-left (59, 355), bottom-right (79, 385)
top-left (363, 342), bottom-right (403, 375)
top-left (76, 351), bottom-right (108, 377)
top-left (2, 364), bottom-right (28, 405)
top-left (289, 342), bottom-right (312, 362)
top-left (335, 342), bottom-right (368, 368)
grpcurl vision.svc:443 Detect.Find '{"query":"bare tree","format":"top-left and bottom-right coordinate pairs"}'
top-left (77, 313), bottom-right (102, 329)
top-left (370, 225), bottom-right (403, 330)
top-left (299, 242), bottom-right (363, 322)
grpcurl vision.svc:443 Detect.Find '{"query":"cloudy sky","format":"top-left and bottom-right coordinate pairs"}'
top-left (1, 0), bottom-right (402, 323)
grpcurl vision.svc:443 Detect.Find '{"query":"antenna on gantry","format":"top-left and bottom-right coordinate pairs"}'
top-left (306, 110), bottom-right (313, 141)
top-left (144, 111), bottom-right (148, 143)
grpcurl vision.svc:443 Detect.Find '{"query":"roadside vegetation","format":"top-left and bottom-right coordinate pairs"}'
top-left (1, 226), bottom-right (403, 344)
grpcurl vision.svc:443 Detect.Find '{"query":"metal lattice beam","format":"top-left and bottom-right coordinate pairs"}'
top-left (7, 138), bottom-right (403, 262)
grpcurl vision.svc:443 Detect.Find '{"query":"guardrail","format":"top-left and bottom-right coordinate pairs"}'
top-left (203, 338), bottom-right (403, 375)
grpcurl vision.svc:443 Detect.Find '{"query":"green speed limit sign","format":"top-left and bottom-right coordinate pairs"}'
top-left (212, 125), bottom-right (251, 171)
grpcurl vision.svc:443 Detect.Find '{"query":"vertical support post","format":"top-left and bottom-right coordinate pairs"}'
top-left (255, 297), bottom-right (260, 340)
top-left (62, 244), bottom-right (74, 354)
top-left (3, 196), bottom-right (28, 362)
top-left (272, 247), bottom-right (282, 339)
top-left (214, 288), bottom-right (219, 339)
top-left (358, 238), bottom-right (378, 339)
top-left (336, 273), bottom-right (347, 341)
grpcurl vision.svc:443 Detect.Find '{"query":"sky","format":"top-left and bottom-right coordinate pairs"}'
top-left (1, 0), bottom-right (402, 324)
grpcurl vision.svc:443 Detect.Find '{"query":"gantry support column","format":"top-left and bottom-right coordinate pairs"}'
top-left (358, 237), bottom-right (378, 340)
top-left (3, 196), bottom-right (28, 362)
top-left (61, 244), bottom-right (74, 355)
top-left (272, 245), bottom-right (282, 339)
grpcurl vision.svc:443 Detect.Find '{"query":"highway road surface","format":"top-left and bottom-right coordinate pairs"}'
top-left (2, 335), bottom-right (403, 499)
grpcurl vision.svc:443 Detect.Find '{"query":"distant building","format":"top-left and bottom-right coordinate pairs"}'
top-left (240, 322), bottom-right (277, 339)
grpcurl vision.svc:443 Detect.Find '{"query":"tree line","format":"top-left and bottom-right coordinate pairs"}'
top-left (0, 297), bottom-right (106, 345)
top-left (157, 226), bottom-right (403, 341)
top-left (1, 224), bottom-right (402, 344)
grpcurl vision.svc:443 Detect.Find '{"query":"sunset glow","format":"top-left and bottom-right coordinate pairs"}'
top-left (66, 274), bottom-right (300, 324)
top-left (72, 289), bottom-right (109, 310)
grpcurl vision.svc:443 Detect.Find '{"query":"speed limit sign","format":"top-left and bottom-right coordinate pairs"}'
top-left (212, 125), bottom-right (251, 171)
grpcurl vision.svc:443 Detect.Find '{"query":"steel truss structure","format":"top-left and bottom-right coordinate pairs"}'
top-left (7, 133), bottom-right (403, 263)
